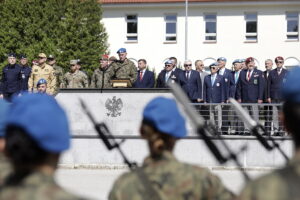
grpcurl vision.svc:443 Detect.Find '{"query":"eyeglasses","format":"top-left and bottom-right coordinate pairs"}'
top-left (165, 64), bottom-right (172, 67)
top-left (184, 64), bottom-right (192, 67)
top-left (276, 61), bottom-right (283, 64)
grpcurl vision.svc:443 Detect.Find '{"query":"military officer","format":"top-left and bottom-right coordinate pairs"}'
top-left (109, 97), bottom-right (234, 200)
top-left (0, 93), bottom-right (85, 199)
top-left (28, 53), bottom-right (56, 95)
top-left (63, 60), bottom-right (88, 88)
top-left (0, 99), bottom-right (10, 185)
top-left (238, 66), bottom-right (300, 200)
top-left (0, 53), bottom-right (22, 101)
top-left (91, 54), bottom-right (113, 89)
top-left (19, 54), bottom-right (31, 91)
top-left (36, 78), bottom-right (47, 94)
top-left (111, 48), bottom-right (137, 86)
top-left (47, 54), bottom-right (64, 93)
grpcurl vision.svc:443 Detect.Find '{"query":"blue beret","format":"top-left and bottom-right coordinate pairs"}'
top-left (165, 60), bottom-right (173, 65)
top-left (0, 100), bottom-right (10, 137)
top-left (209, 62), bottom-right (219, 67)
top-left (6, 93), bottom-right (70, 152)
top-left (143, 97), bottom-right (186, 138)
top-left (282, 66), bottom-right (300, 103)
top-left (232, 59), bottom-right (242, 64)
top-left (117, 48), bottom-right (127, 53)
top-left (8, 53), bottom-right (16, 58)
top-left (217, 57), bottom-right (227, 62)
top-left (37, 78), bottom-right (47, 86)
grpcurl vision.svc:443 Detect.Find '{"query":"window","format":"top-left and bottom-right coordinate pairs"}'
top-left (286, 12), bottom-right (299, 40)
top-left (165, 14), bottom-right (177, 42)
top-left (126, 15), bottom-right (137, 41)
top-left (245, 13), bottom-right (257, 41)
top-left (204, 14), bottom-right (217, 41)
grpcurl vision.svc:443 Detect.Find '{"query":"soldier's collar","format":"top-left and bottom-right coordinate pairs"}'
top-left (143, 151), bottom-right (177, 167)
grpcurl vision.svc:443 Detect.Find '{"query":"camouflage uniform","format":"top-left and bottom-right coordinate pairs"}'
top-left (0, 154), bottom-right (10, 185)
top-left (52, 64), bottom-right (64, 93)
top-left (63, 70), bottom-right (88, 88)
top-left (111, 59), bottom-right (137, 85)
top-left (109, 151), bottom-right (234, 200)
top-left (238, 152), bottom-right (300, 200)
top-left (0, 171), bottom-right (84, 200)
top-left (28, 64), bottom-right (56, 95)
top-left (90, 66), bottom-right (113, 88)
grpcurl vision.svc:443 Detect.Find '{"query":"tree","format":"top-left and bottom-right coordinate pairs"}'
top-left (0, 0), bottom-right (108, 77)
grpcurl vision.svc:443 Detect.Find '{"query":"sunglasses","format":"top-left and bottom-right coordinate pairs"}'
top-left (38, 57), bottom-right (45, 59)
top-left (165, 64), bottom-right (172, 67)
top-left (210, 67), bottom-right (217, 69)
top-left (184, 64), bottom-right (192, 67)
top-left (276, 61), bottom-right (283, 63)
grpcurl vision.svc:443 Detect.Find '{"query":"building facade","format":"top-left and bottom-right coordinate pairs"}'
top-left (101, 0), bottom-right (300, 71)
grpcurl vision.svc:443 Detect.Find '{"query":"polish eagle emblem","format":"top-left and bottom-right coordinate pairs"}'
top-left (105, 96), bottom-right (123, 117)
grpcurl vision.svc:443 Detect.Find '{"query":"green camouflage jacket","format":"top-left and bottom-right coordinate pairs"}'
top-left (238, 151), bottom-right (300, 200)
top-left (62, 70), bottom-right (88, 88)
top-left (109, 151), bottom-right (235, 200)
top-left (90, 66), bottom-right (113, 89)
top-left (111, 59), bottom-right (137, 85)
top-left (0, 171), bottom-right (85, 200)
top-left (52, 64), bottom-right (64, 91)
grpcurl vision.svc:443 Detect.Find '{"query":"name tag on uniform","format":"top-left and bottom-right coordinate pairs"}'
top-left (254, 79), bottom-right (258, 84)
top-left (216, 83), bottom-right (220, 87)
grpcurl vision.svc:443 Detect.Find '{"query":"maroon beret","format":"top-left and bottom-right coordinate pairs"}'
top-left (245, 57), bottom-right (254, 64)
top-left (275, 56), bottom-right (284, 62)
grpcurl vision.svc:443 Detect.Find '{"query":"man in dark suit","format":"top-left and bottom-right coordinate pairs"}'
top-left (217, 57), bottom-right (234, 134)
top-left (267, 56), bottom-right (288, 136)
top-left (263, 59), bottom-right (273, 135)
top-left (204, 62), bottom-right (225, 132)
top-left (179, 60), bottom-right (202, 102)
top-left (236, 57), bottom-right (264, 130)
top-left (156, 59), bottom-right (181, 88)
top-left (133, 59), bottom-right (155, 88)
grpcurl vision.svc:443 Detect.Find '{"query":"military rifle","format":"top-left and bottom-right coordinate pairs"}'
top-left (168, 82), bottom-right (250, 181)
top-left (229, 98), bottom-right (289, 162)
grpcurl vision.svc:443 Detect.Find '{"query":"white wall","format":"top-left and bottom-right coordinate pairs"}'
top-left (102, 2), bottom-right (300, 71)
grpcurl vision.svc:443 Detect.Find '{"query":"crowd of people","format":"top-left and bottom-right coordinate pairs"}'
top-left (0, 64), bottom-right (300, 199)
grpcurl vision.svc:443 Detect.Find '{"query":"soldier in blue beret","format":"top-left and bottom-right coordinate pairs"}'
top-left (238, 66), bottom-right (300, 200)
top-left (0, 94), bottom-right (84, 199)
top-left (19, 54), bottom-right (32, 92)
top-left (0, 53), bottom-right (22, 101)
top-left (36, 78), bottom-right (47, 93)
top-left (109, 97), bottom-right (234, 200)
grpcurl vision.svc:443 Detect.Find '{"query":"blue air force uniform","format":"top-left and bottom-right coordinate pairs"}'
top-left (156, 68), bottom-right (182, 88)
top-left (179, 70), bottom-right (202, 102)
top-left (0, 64), bottom-right (22, 100)
top-left (20, 65), bottom-right (32, 91)
top-left (203, 74), bottom-right (225, 103)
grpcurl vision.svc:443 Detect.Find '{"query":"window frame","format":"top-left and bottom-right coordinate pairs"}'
top-left (286, 12), bottom-right (299, 41)
top-left (125, 14), bottom-right (138, 42)
top-left (244, 12), bottom-right (258, 42)
top-left (164, 14), bottom-right (177, 43)
top-left (204, 13), bottom-right (217, 42)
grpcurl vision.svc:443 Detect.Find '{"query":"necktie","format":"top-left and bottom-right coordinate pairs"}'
top-left (211, 75), bottom-right (215, 86)
top-left (165, 72), bottom-right (170, 83)
top-left (235, 72), bottom-right (239, 84)
top-left (186, 71), bottom-right (189, 80)
top-left (277, 69), bottom-right (281, 75)
top-left (247, 70), bottom-right (251, 81)
top-left (139, 71), bottom-right (143, 81)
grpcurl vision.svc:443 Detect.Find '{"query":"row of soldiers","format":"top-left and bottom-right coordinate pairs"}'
top-left (0, 65), bottom-right (300, 199)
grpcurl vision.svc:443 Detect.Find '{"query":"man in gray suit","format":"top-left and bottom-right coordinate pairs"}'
top-left (195, 60), bottom-right (209, 122)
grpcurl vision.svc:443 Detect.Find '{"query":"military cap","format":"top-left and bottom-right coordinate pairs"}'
top-left (245, 57), bottom-right (254, 64)
top-left (217, 57), bottom-right (227, 62)
top-left (143, 97), bottom-right (186, 138)
top-left (0, 99), bottom-right (9, 137)
top-left (19, 54), bottom-right (27, 59)
top-left (209, 62), bottom-right (219, 68)
top-left (48, 54), bottom-right (55, 59)
top-left (37, 78), bottom-right (47, 86)
top-left (6, 93), bottom-right (70, 152)
top-left (109, 56), bottom-right (117, 62)
top-left (275, 56), bottom-right (284, 63)
top-left (165, 60), bottom-right (173, 65)
top-left (232, 59), bottom-right (242, 65)
top-left (8, 53), bottom-right (16, 58)
top-left (117, 48), bottom-right (127, 54)
top-left (100, 54), bottom-right (109, 60)
top-left (38, 53), bottom-right (47, 58)
top-left (70, 60), bottom-right (78, 65)
top-left (282, 66), bottom-right (300, 103)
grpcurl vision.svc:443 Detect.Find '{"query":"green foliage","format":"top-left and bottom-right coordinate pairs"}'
top-left (0, 0), bottom-right (108, 77)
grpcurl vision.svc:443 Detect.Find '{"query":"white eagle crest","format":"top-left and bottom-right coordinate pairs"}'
top-left (105, 96), bottom-right (123, 117)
